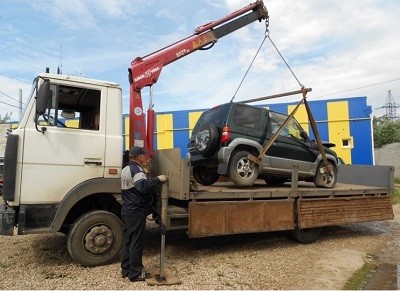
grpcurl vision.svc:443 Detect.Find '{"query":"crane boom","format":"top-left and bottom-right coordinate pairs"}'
top-left (128, 1), bottom-right (268, 153)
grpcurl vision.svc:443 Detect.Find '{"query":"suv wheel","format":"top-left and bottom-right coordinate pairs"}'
top-left (229, 150), bottom-right (259, 186)
top-left (314, 161), bottom-right (337, 188)
top-left (193, 165), bottom-right (219, 185)
top-left (194, 123), bottom-right (219, 158)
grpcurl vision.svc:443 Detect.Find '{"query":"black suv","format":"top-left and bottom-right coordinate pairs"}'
top-left (188, 102), bottom-right (338, 187)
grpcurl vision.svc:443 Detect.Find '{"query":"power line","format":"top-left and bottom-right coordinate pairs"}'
top-left (0, 101), bottom-right (22, 109)
top-left (0, 98), bottom-right (22, 109)
top-left (0, 90), bottom-right (23, 104)
top-left (317, 78), bottom-right (400, 98)
top-left (0, 72), bottom-right (31, 85)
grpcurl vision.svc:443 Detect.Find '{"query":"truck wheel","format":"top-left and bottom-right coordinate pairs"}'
top-left (195, 123), bottom-right (219, 157)
top-left (193, 165), bottom-right (219, 185)
top-left (229, 150), bottom-right (259, 186)
top-left (290, 227), bottom-right (321, 244)
top-left (314, 161), bottom-right (337, 188)
top-left (67, 210), bottom-right (123, 267)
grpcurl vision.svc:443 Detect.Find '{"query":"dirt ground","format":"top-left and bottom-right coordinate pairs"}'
top-left (359, 203), bottom-right (400, 290)
top-left (0, 203), bottom-right (399, 289)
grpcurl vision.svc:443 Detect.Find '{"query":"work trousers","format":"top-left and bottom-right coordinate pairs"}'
top-left (121, 214), bottom-right (147, 280)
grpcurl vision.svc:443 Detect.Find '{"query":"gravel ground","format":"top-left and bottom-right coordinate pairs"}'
top-left (0, 204), bottom-right (399, 290)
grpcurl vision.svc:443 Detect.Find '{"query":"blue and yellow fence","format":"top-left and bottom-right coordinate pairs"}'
top-left (123, 96), bottom-right (373, 165)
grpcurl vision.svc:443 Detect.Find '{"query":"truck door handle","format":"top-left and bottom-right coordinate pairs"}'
top-left (84, 159), bottom-right (102, 166)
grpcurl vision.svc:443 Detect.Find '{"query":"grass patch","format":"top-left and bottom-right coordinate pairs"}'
top-left (390, 177), bottom-right (400, 204)
top-left (342, 262), bottom-right (376, 290)
top-left (390, 188), bottom-right (400, 205)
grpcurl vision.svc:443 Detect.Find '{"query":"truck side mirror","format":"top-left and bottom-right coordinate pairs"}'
top-left (36, 80), bottom-right (51, 116)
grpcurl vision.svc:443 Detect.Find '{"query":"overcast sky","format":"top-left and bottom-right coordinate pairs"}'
top-left (1, 0), bottom-right (400, 121)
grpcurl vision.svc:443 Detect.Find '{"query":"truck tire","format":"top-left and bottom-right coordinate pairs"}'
top-left (314, 161), bottom-right (337, 188)
top-left (194, 123), bottom-right (219, 158)
top-left (289, 227), bottom-right (321, 244)
top-left (193, 165), bottom-right (219, 185)
top-left (67, 210), bottom-right (123, 267)
top-left (229, 150), bottom-right (259, 186)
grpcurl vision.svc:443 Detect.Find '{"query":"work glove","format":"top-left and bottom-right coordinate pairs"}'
top-left (157, 175), bottom-right (168, 182)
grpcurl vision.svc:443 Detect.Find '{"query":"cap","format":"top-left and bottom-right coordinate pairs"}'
top-left (129, 146), bottom-right (149, 157)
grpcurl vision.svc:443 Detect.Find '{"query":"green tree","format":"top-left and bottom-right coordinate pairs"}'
top-left (373, 116), bottom-right (400, 147)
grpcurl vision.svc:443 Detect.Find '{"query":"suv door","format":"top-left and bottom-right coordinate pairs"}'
top-left (266, 111), bottom-right (315, 175)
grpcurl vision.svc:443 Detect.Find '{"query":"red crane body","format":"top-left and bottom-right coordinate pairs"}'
top-left (128, 1), bottom-right (268, 154)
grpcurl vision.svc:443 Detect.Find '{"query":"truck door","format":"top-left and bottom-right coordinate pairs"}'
top-left (20, 82), bottom-right (107, 204)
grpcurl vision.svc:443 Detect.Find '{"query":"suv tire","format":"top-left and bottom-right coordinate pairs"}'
top-left (194, 123), bottom-right (219, 158)
top-left (229, 150), bottom-right (259, 186)
top-left (193, 165), bottom-right (219, 185)
top-left (314, 161), bottom-right (337, 188)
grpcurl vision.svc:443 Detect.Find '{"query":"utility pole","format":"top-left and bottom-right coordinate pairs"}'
top-left (384, 90), bottom-right (399, 121)
top-left (19, 89), bottom-right (22, 121)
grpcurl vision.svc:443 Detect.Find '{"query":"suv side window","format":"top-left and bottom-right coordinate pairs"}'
top-left (270, 111), bottom-right (303, 140)
top-left (233, 105), bottom-right (261, 129)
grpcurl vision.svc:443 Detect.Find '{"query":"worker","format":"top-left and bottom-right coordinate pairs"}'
top-left (120, 146), bottom-right (168, 282)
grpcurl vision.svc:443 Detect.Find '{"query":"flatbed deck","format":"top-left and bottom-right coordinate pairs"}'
top-left (190, 181), bottom-right (390, 200)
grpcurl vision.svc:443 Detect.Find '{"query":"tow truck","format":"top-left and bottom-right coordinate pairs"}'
top-left (0, 0), bottom-right (394, 272)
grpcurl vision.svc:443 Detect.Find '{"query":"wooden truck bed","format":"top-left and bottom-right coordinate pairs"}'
top-left (152, 149), bottom-right (394, 238)
top-left (190, 181), bottom-right (389, 200)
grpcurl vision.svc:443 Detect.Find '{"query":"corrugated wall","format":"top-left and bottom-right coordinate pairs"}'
top-left (122, 97), bottom-right (373, 165)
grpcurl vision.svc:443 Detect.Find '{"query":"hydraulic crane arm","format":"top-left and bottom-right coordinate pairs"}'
top-left (128, 1), bottom-right (268, 153)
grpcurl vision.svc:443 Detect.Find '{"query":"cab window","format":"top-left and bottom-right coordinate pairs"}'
top-left (40, 84), bottom-right (101, 131)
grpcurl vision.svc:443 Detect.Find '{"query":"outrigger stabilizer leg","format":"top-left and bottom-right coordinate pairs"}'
top-left (145, 182), bottom-right (181, 286)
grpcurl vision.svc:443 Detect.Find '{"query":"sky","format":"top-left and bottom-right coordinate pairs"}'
top-left (1, 0), bottom-right (400, 122)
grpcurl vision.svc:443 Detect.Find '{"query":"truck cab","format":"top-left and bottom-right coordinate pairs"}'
top-left (1, 74), bottom-right (124, 266)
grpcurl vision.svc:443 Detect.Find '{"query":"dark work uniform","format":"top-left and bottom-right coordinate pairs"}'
top-left (120, 161), bottom-right (161, 281)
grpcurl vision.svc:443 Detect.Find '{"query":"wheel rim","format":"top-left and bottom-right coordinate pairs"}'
top-left (321, 170), bottom-right (335, 186)
top-left (195, 129), bottom-right (210, 151)
top-left (236, 157), bottom-right (255, 180)
top-left (84, 225), bottom-right (114, 255)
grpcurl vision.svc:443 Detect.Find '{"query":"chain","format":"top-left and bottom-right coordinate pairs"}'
top-left (265, 15), bottom-right (270, 38)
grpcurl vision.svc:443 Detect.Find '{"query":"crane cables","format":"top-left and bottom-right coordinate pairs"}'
top-left (231, 16), bottom-right (304, 102)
